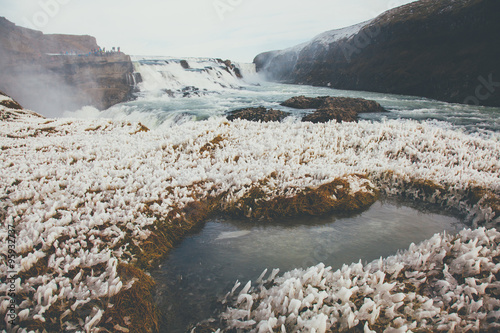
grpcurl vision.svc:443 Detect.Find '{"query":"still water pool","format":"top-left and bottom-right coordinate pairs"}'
top-left (151, 201), bottom-right (465, 332)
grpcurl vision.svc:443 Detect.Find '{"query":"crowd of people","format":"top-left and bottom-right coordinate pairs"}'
top-left (54, 47), bottom-right (122, 57)
top-left (88, 46), bottom-right (121, 56)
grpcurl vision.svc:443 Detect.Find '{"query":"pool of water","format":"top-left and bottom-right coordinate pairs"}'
top-left (151, 201), bottom-right (465, 332)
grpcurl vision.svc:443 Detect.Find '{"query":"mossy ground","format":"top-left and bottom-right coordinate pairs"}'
top-left (94, 176), bottom-right (379, 332)
top-left (8, 172), bottom-right (498, 332)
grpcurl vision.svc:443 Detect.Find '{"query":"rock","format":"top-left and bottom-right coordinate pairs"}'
top-left (254, 0), bottom-right (500, 107)
top-left (302, 107), bottom-right (358, 123)
top-left (233, 67), bottom-right (242, 79)
top-left (281, 96), bottom-right (386, 123)
top-left (217, 58), bottom-right (243, 79)
top-left (0, 17), bottom-right (99, 58)
top-left (132, 72), bottom-right (143, 84)
top-left (281, 96), bottom-right (327, 109)
top-left (182, 86), bottom-right (202, 98)
top-left (163, 89), bottom-right (175, 98)
top-left (227, 107), bottom-right (291, 122)
top-left (319, 97), bottom-right (386, 114)
top-left (0, 17), bottom-right (134, 116)
top-left (180, 60), bottom-right (190, 69)
top-left (0, 90), bottom-right (45, 121)
top-left (0, 90), bottom-right (23, 110)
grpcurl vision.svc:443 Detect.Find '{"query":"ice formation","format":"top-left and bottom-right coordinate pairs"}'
top-left (0, 97), bottom-right (499, 331)
top-left (217, 227), bottom-right (500, 332)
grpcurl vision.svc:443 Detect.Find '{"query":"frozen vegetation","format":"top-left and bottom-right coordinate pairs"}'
top-left (0, 95), bottom-right (499, 331)
top-left (217, 227), bottom-right (500, 332)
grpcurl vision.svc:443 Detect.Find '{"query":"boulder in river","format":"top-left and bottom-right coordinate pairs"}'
top-left (281, 95), bottom-right (386, 123)
top-left (227, 107), bottom-right (291, 122)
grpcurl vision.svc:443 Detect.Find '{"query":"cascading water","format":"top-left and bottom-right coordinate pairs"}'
top-left (61, 55), bottom-right (500, 134)
top-left (131, 56), bottom-right (248, 98)
top-left (86, 56), bottom-right (263, 127)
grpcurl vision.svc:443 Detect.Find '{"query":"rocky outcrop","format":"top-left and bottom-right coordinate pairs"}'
top-left (302, 107), bottom-right (357, 124)
top-left (0, 90), bottom-right (23, 110)
top-left (254, 0), bottom-right (500, 107)
top-left (227, 97), bottom-right (385, 123)
top-left (282, 96), bottom-right (386, 113)
top-left (0, 90), bottom-right (45, 121)
top-left (0, 17), bottom-right (98, 59)
top-left (227, 107), bottom-right (291, 122)
top-left (280, 96), bottom-right (326, 109)
top-left (217, 58), bottom-right (243, 79)
top-left (282, 96), bottom-right (386, 123)
top-left (0, 17), bottom-right (134, 116)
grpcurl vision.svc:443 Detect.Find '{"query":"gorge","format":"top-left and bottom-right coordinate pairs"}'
top-left (0, 16), bottom-right (134, 117)
top-left (254, 0), bottom-right (500, 107)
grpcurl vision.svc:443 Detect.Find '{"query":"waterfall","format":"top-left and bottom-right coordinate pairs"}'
top-left (130, 56), bottom-right (253, 98)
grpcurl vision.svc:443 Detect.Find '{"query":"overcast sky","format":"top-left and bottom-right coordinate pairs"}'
top-left (2, 0), bottom-right (416, 62)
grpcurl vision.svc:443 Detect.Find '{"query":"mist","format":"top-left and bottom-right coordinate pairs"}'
top-left (0, 60), bottom-right (86, 118)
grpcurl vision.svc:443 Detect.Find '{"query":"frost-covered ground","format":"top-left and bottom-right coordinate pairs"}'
top-left (0, 96), bottom-right (499, 332)
top-left (216, 227), bottom-right (500, 332)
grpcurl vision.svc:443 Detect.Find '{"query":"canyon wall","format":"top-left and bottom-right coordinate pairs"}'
top-left (254, 0), bottom-right (500, 107)
top-left (0, 17), bottom-right (133, 116)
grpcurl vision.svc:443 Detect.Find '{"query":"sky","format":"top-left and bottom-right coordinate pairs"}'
top-left (1, 0), bottom-right (417, 62)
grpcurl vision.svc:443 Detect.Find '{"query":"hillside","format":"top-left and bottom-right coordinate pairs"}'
top-left (254, 0), bottom-right (500, 107)
top-left (0, 17), bottom-right (133, 116)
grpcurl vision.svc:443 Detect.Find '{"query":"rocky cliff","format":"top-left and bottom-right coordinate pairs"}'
top-left (0, 17), bottom-right (134, 116)
top-left (254, 0), bottom-right (500, 107)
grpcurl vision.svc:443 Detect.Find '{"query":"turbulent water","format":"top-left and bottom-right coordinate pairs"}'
top-left (62, 56), bottom-right (497, 332)
top-left (65, 56), bottom-right (500, 134)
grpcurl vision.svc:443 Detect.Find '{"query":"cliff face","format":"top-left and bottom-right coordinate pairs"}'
top-left (0, 17), bottom-right (133, 116)
top-left (0, 17), bottom-right (98, 57)
top-left (254, 0), bottom-right (500, 107)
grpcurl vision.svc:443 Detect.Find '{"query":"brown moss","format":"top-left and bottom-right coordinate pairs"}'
top-left (99, 263), bottom-right (159, 333)
top-left (410, 179), bottom-right (445, 196)
top-left (37, 127), bottom-right (57, 134)
top-left (12, 167), bottom-right (500, 332)
top-left (135, 197), bottom-right (220, 270)
top-left (22, 299), bottom-right (69, 332)
top-left (387, 172), bottom-right (500, 221)
top-left (17, 256), bottom-right (52, 280)
top-left (200, 135), bottom-right (225, 154)
top-left (226, 175), bottom-right (378, 220)
top-left (85, 125), bottom-right (102, 132)
top-left (131, 123), bottom-right (150, 135)
top-left (469, 187), bottom-right (500, 217)
top-left (95, 197), bottom-right (222, 332)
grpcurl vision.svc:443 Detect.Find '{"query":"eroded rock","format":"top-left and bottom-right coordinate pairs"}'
top-left (281, 95), bottom-right (386, 123)
top-left (227, 107), bottom-right (291, 122)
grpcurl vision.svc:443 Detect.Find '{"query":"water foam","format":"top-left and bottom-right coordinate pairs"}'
top-left (132, 56), bottom-right (250, 98)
